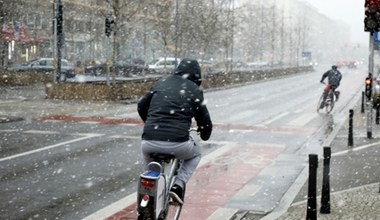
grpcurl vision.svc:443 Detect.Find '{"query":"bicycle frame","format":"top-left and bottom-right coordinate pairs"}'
top-left (317, 83), bottom-right (335, 113)
top-left (137, 156), bottom-right (181, 220)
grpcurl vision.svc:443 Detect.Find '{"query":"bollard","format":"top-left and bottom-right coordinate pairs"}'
top-left (361, 91), bottom-right (365, 113)
top-left (376, 106), bottom-right (380, 125)
top-left (320, 147), bottom-right (331, 214)
top-left (306, 154), bottom-right (318, 220)
top-left (367, 101), bottom-right (373, 139)
top-left (348, 109), bottom-right (354, 147)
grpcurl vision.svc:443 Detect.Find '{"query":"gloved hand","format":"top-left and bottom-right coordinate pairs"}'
top-left (197, 127), bottom-right (202, 135)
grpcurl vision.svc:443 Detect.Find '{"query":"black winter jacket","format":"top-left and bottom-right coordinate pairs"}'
top-left (137, 59), bottom-right (212, 142)
top-left (321, 69), bottom-right (342, 87)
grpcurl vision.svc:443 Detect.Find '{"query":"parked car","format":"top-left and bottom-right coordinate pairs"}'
top-left (84, 58), bottom-right (149, 76)
top-left (7, 58), bottom-right (75, 78)
top-left (198, 60), bottom-right (215, 76)
top-left (247, 61), bottom-right (269, 69)
top-left (148, 57), bottom-right (181, 73)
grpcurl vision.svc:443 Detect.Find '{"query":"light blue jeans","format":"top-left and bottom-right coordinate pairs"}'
top-left (141, 137), bottom-right (201, 188)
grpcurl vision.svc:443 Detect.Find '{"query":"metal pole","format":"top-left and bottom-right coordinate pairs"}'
top-left (320, 147), bottom-right (331, 214)
top-left (53, 0), bottom-right (57, 83)
top-left (306, 154), bottom-right (318, 220)
top-left (368, 33), bottom-right (374, 138)
top-left (361, 91), bottom-right (365, 113)
top-left (174, 0), bottom-right (179, 68)
top-left (348, 109), bottom-right (354, 147)
top-left (368, 100), bottom-right (373, 138)
top-left (369, 33), bottom-right (374, 74)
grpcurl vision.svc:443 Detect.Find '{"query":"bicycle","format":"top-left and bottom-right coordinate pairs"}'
top-left (317, 83), bottom-right (335, 114)
top-left (136, 128), bottom-right (197, 220)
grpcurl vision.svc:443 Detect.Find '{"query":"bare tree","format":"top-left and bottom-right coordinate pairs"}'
top-left (108, 0), bottom-right (142, 82)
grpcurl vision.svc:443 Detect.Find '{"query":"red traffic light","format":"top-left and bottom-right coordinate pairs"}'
top-left (365, 0), bottom-right (380, 32)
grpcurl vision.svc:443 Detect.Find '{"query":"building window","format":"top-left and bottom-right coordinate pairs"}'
top-left (41, 17), bottom-right (49, 29)
top-left (27, 14), bottom-right (35, 28)
top-left (35, 14), bottom-right (42, 29)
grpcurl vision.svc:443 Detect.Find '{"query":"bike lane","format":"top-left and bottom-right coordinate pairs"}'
top-left (102, 143), bottom-right (285, 220)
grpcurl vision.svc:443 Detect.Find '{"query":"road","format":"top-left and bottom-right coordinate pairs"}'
top-left (0, 65), bottom-right (366, 219)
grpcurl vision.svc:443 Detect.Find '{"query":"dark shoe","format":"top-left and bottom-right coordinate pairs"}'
top-left (319, 102), bottom-right (325, 109)
top-left (169, 184), bottom-right (184, 205)
top-left (335, 92), bottom-right (340, 102)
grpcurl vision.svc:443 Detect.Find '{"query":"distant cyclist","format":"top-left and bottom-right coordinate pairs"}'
top-left (319, 65), bottom-right (342, 108)
top-left (137, 58), bottom-right (213, 205)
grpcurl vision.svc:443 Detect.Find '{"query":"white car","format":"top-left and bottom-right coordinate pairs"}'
top-left (148, 57), bottom-right (181, 73)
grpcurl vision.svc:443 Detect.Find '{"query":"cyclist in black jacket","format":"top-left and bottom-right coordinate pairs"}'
top-left (320, 65), bottom-right (342, 108)
top-left (137, 58), bottom-right (213, 204)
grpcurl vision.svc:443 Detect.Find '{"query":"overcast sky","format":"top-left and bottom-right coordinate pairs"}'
top-left (303, 0), bottom-right (368, 45)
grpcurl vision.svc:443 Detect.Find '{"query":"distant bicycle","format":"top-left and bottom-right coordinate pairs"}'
top-left (317, 82), bottom-right (338, 113)
top-left (136, 128), bottom-right (198, 220)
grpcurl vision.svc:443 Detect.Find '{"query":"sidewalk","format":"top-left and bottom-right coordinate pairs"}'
top-left (265, 100), bottom-right (380, 220)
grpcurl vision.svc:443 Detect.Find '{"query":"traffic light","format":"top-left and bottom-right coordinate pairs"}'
top-left (105, 18), bottom-right (113, 37)
top-left (57, 4), bottom-right (63, 35)
top-left (365, 76), bottom-right (373, 100)
top-left (364, 0), bottom-right (380, 32)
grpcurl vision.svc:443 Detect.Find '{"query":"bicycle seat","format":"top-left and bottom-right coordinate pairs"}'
top-left (150, 153), bottom-right (176, 161)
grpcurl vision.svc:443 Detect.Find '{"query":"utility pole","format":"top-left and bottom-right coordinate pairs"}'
top-left (364, 0), bottom-right (380, 138)
top-left (53, 0), bottom-right (63, 82)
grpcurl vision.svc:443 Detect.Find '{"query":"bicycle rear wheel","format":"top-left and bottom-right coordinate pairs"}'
top-left (163, 202), bottom-right (182, 220)
top-left (137, 202), bottom-right (154, 220)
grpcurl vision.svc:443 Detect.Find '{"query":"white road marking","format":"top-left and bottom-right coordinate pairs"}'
top-left (287, 113), bottom-right (315, 127)
top-left (23, 130), bottom-right (61, 134)
top-left (332, 141), bottom-right (380, 156)
top-left (115, 112), bottom-right (140, 118)
top-left (0, 100), bottom-right (22, 104)
top-left (0, 129), bottom-right (19, 132)
top-left (78, 121), bottom-right (100, 124)
top-left (259, 112), bottom-right (289, 125)
top-left (109, 135), bottom-right (141, 139)
top-left (0, 133), bottom-right (103, 162)
top-left (81, 193), bottom-right (137, 220)
top-left (227, 110), bottom-right (258, 122)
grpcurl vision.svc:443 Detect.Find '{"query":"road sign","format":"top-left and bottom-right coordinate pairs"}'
top-left (14, 21), bottom-right (19, 40)
top-left (302, 51), bottom-right (312, 58)
top-left (374, 32), bottom-right (380, 42)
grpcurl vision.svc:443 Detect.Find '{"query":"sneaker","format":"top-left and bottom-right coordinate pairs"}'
top-left (169, 184), bottom-right (184, 205)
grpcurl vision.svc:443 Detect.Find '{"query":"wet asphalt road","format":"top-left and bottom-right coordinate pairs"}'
top-left (0, 66), bottom-right (367, 219)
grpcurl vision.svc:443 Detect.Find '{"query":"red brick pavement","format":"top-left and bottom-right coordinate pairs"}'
top-left (104, 144), bottom-right (285, 220)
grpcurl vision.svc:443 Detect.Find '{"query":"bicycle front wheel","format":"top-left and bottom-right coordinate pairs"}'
top-left (325, 99), bottom-right (334, 113)
top-left (317, 94), bottom-right (324, 112)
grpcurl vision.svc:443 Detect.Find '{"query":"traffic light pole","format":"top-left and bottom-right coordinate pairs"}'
top-left (53, 0), bottom-right (63, 82)
top-left (367, 32), bottom-right (375, 139)
top-left (53, 0), bottom-right (58, 83)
